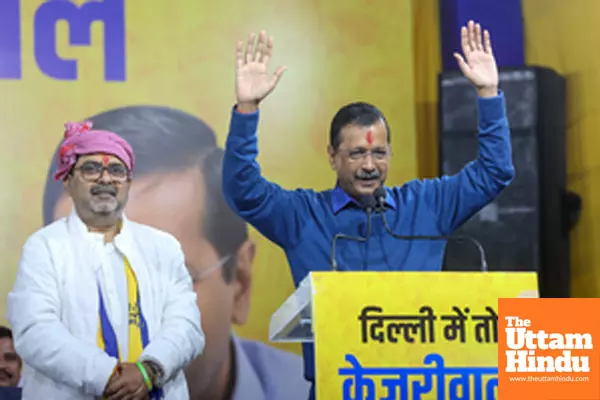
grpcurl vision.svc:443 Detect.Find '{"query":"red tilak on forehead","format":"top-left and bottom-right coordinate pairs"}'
top-left (366, 130), bottom-right (373, 145)
top-left (101, 155), bottom-right (110, 166)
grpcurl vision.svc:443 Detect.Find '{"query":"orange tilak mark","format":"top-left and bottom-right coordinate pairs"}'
top-left (366, 130), bottom-right (373, 145)
top-left (101, 155), bottom-right (110, 166)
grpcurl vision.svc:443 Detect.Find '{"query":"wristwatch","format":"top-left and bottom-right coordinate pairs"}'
top-left (142, 360), bottom-right (166, 388)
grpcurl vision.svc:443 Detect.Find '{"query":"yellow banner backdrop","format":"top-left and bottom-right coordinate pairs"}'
top-left (312, 271), bottom-right (538, 399)
top-left (0, 0), bottom-right (416, 361)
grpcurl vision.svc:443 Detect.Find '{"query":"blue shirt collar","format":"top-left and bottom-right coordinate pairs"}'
top-left (331, 182), bottom-right (396, 214)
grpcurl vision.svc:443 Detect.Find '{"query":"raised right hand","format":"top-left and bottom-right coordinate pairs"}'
top-left (235, 30), bottom-right (286, 108)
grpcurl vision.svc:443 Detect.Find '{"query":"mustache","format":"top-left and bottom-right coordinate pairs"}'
top-left (90, 184), bottom-right (117, 196)
top-left (355, 169), bottom-right (381, 180)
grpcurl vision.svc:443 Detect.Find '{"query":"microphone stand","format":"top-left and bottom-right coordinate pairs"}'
top-left (378, 210), bottom-right (488, 272)
top-left (330, 197), bottom-right (376, 271)
top-left (372, 190), bottom-right (489, 272)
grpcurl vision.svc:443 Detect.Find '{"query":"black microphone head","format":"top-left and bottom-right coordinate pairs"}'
top-left (373, 186), bottom-right (386, 208)
top-left (359, 194), bottom-right (377, 211)
top-left (373, 186), bottom-right (386, 200)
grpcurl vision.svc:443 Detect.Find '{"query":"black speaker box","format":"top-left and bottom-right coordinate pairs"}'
top-left (438, 67), bottom-right (571, 298)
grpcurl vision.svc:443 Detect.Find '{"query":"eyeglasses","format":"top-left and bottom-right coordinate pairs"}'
top-left (190, 255), bottom-right (231, 283)
top-left (338, 148), bottom-right (390, 161)
top-left (73, 161), bottom-right (130, 182)
top-left (1, 351), bottom-right (19, 362)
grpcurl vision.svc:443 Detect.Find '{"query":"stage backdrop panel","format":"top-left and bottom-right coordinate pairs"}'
top-left (0, 0), bottom-right (417, 356)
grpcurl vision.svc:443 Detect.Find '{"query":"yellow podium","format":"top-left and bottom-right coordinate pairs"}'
top-left (269, 271), bottom-right (538, 400)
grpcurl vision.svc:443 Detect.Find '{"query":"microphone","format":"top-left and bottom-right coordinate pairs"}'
top-left (330, 194), bottom-right (377, 271)
top-left (373, 187), bottom-right (489, 272)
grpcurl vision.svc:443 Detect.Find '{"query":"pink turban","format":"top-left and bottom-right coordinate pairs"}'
top-left (54, 121), bottom-right (135, 181)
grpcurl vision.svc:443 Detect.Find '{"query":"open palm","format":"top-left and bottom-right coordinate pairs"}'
top-left (236, 31), bottom-right (286, 105)
top-left (454, 21), bottom-right (498, 90)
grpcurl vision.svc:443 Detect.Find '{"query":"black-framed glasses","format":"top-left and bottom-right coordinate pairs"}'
top-left (73, 161), bottom-right (129, 182)
top-left (1, 351), bottom-right (19, 362)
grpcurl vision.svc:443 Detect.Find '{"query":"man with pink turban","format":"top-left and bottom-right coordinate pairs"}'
top-left (7, 122), bottom-right (205, 399)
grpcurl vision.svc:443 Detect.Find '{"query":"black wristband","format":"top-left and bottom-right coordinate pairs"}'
top-left (142, 360), bottom-right (164, 388)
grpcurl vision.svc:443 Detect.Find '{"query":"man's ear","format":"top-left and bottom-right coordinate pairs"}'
top-left (62, 177), bottom-right (70, 194)
top-left (328, 145), bottom-right (336, 170)
top-left (231, 240), bottom-right (256, 325)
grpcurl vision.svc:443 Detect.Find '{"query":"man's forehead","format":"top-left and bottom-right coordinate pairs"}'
top-left (125, 170), bottom-right (222, 265)
top-left (77, 153), bottom-right (123, 164)
top-left (0, 337), bottom-right (15, 350)
top-left (340, 121), bottom-right (388, 145)
top-left (128, 170), bottom-right (203, 212)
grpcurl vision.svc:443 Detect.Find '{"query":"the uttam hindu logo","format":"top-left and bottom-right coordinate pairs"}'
top-left (498, 298), bottom-right (600, 400)
top-left (504, 315), bottom-right (591, 373)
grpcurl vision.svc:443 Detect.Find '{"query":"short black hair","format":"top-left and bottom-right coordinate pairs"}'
top-left (0, 325), bottom-right (12, 340)
top-left (329, 102), bottom-right (390, 150)
top-left (42, 105), bottom-right (247, 282)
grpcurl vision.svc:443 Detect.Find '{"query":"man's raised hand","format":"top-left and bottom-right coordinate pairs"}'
top-left (453, 20), bottom-right (499, 98)
top-left (235, 30), bottom-right (286, 111)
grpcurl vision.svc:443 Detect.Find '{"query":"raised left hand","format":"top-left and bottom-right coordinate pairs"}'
top-left (235, 30), bottom-right (287, 108)
top-left (104, 363), bottom-right (149, 400)
top-left (454, 20), bottom-right (498, 97)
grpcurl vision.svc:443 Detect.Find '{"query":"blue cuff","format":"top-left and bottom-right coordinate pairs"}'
top-left (232, 104), bottom-right (260, 117)
top-left (477, 90), bottom-right (506, 124)
top-left (227, 105), bottom-right (260, 143)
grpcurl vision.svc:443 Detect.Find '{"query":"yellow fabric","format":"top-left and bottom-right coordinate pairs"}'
top-left (96, 314), bottom-right (103, 354)
top-left (125, 257), bottom-right (144, 361)
top-left (97, 257), bottom-right (144, 361)
top-left (412, 0), bottom-right (442, 179)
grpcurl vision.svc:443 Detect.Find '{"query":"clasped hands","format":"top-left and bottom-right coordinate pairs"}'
top-left (103, 362), bottom-right (152, 400)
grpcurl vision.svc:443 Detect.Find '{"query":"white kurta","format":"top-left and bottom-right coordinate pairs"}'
top-left (7, 208), bottom-right (205, 399)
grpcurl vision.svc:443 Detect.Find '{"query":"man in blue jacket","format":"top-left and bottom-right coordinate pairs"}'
top-left (222, 20), bottom-right (514, 400)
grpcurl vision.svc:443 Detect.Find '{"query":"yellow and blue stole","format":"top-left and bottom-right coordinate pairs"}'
top-left (97, 257), bottom-right (163, 399)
